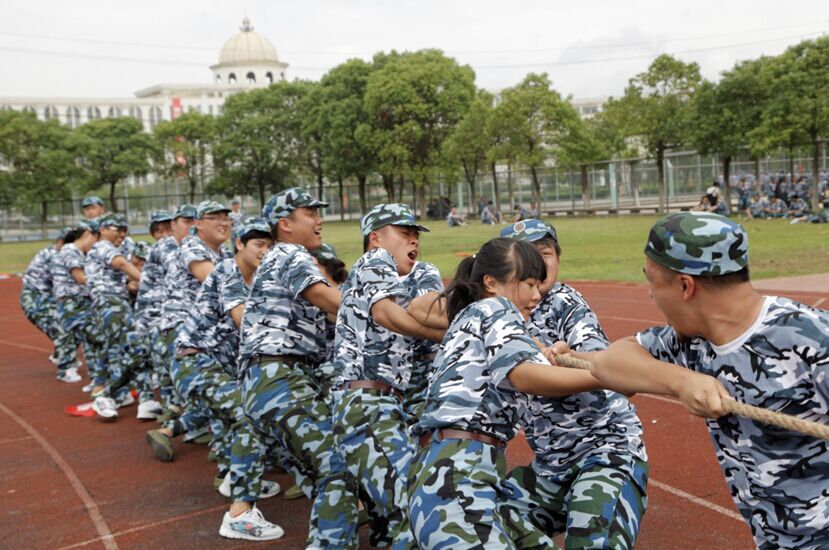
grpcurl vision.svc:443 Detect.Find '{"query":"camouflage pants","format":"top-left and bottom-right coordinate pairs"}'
top-left (55, 296), bottom-right (105, 382)
top-left (94, 295), bottom-right (138, 401)
top-left (501, 456), bottom-right (649, 550)
top-left (161, 347), bottom-right (212, 436)
top-left (402, 356), bottom-right (433, 422)
top-left (313, 360), bottom-right (339, 397)
top-left (120, 327), bottom-right (157, 403)
top-left (20, 288), bottom-right (73, 369)
top-left (331, 388), bottom-right (416, 549)
top-left (408, 437), bottom-right (557, 550)
top-left (242, 359), bottom-right (359, 549)
top-left (152, 327), bottom-right (181, 409)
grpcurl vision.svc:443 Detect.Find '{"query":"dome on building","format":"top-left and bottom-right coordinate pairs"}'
top-left (218, 17), bottom-right (279, 65)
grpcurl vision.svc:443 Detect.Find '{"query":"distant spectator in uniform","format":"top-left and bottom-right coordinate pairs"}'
top-left (528, 201), bottom-right (541, 219)
top-left (477, 196), bottom-right (488, 216)
top-left (768, 196), bottom-right (787, 218)
top-left (446, 206), bottom-right (465, 227)
top-left (513, 203), bottom-right (530, 223)
top-left (746, 195), bottom-right (770, 220)
top-left (691, 195), bottom-right (713, 212)
top-left (480, 201), bottom-right (503, 225)
top-left (787, 197), bottom-right (810, 224)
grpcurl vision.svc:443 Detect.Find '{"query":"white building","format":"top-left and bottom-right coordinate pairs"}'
top-left (0, 17), bottom-right (288, 132)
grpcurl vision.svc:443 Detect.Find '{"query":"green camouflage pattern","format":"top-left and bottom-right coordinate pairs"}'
top-left (149, 210), bottom-right (173, 224)
top-left (55, 295), bottom-right (106, 384)
top-left (99, 213), bottom-right (127, 228)
top-left (310, 242), bottom-right (337, 263)
top-left (81, 195), bottom-right (104, 207)
top-left (360, 203), bottom-right (429, 236)
top-left (644, 211), bottom-right (748, 276)
top-left (502, 458), bottom-right (649, 549)
top-left (262, 187), bottom-right (328, 225)
top-left (331, 389), bottom-right (416, 548)
top-left (408, 438), bottom-right (556, 549)
top-left (195, 200), bottom-right (231, 219)
top-left (173, 203), bottom-right (197, 219)
top-left (500, 219), bottom-right (558, 243)
top-left (132, 241), bottom-right (151, 260)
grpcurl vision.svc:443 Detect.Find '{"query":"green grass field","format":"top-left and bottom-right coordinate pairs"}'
top-left (2, 215), bottom-right (827, 282)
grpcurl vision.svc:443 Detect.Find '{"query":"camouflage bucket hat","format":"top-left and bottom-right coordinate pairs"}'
top-left (645, 211), bottom-right (748, 276)
top-left (132, 241), bottom-right (151, 260)
top-left (149, 210), bottom-right (174, 224)
top-left (57, 226), bottom-right (73, 240)
top-left (310, 242), bottom-right (337, 262)
top-left (236, 217), bottom-right (272, 240)
top-left (172, 204), bottom-right (197, 220)
top-left (360, 203), bottom-right (430, 236)
top-left (77, 219), bottom-right (100, 233)
top-left (100, 213), bottom-right (128, 228)
top-left (500, 219), bottom-right (557, 243)
top-left (81, 196), bottom-right (104, 207)
top-left (196, 200), bottom-right (231, 219)
top-left (262, 187), bottom-right (328, 226)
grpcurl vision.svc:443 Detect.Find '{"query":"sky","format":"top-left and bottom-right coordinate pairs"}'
top-left (1, 0), bottom-right (827, 100)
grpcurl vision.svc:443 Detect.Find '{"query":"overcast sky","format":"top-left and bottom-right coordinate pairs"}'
top-left (1, 0), bottom-right (827, 100)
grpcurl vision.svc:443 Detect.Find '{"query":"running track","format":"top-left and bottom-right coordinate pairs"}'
top-left (2, 276), bottom-right (827, 549)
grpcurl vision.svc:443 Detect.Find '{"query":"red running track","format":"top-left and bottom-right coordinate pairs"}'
top-left (1, 276), bottom-right (826, 549)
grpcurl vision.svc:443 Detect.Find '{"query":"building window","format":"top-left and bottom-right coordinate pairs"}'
top-left (266, 72), bottom-right (274, 84)
top-left (44, 106), bottom-right (59, 120)
top-left (208, 105), bottom-right (214, 115)
top-left (87, 106), bottom-right (101, 120)
top-left (280, 72), bottom-right (285, 80)
top-left (23, 105), bottom-right (36, 114)
top-left (66, 107), bottom-right (81, 128)
top-left (129, 106), bottom-right (142, 120)
top-left (246, 72), bottom-right (256, 84)
top-left (148, 106), bottom-right (162, 130)
top-left (215, 74), bottom-right (222, 84)
top-left (228, 73), bottom-right (237, 84)
top-left (108, 106), bottom-right (122, 118)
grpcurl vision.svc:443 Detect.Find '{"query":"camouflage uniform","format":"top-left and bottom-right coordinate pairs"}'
top-left (20, 245), bottom-right (67, 364)
top-left (53, 242), bottom-right (105, 382)
top-left (409, 297), bottom-right (556, 549)
top-left (332, 204), bottom-right (430, 548)
top-left (309, 243), bottom-right (341, 396)
top-left (238, 188), bottom-right (358, 548)
top-left (401, 261), bottom-right (443, 421)
top-left (788, 197), bottom-right (809, 217)
top-left (638, 212), bottom-right (829, 549)
top-left (749, 196), bottom-right (770, 219)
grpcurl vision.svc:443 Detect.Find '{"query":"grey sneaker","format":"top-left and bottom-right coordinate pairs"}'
top-left (145, 429), bottom-right (174, 462)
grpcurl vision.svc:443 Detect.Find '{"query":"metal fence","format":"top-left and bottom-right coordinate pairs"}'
top-left (3, 145), bottom-right (827, 241)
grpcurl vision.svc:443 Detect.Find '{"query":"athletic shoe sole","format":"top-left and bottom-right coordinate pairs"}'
top-left (145, 431), bottom-right (174, 462)
top-left (91, 405), bottom-right (118, 422)
top-left (218, 525), bottom-right (284, 541)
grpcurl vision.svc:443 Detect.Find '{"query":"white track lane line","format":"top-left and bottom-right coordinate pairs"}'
top-left (0, 402), bottom-right (119, 550)
top-left (813, 298), bottom-right (826, 308)
top-left (649, 479), bottom-right (744, 522)
top-left (0, 338), bottom-right (52, 353)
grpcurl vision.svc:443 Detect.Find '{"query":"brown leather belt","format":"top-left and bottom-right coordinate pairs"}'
top-left (175, 347), bottom-right (202, 359)
top-left (341, 380), bottom-right (403, 400)
top-left (257, 354), bottom-right (310, 366)
top-left (413, 352), bottom-right (437, 363)
top-left (419, 428), bottom-right (505, 450)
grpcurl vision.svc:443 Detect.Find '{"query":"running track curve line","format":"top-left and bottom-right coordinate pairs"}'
top-left (0, 401), bottom-right (119, 550)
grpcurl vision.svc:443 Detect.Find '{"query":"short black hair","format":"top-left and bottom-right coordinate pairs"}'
top-left (240, 230), bottom-right (272, 246)
top-left (693, 266), bottom-right (750, 289)
top-left (533, 236), bottom-right (561, 257)
top-left (363, 234), bottom-right (371, 253)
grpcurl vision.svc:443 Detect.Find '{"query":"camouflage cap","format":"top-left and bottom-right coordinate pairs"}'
top-left (77, 219), bottom-right (100, 233)
top-left (57, 226), bottom-right (73, 241)
top-left (262, 187), bottom-right (328, 225)
top-left (81, 196), bottom-right (104, 207)
top-left (500, 219), bottom-right (558, 243)
top-left (360, 203), bottom-right (430, 236)
top-left (310, 242), bottom-right (338, 263)
top-left (132, 241), bottom-right (151, 260)
top-left (236, 217), bottom-right (272, 240)
top-left (172, 204), bottom-right (197, 220)
top-left (99, 213), bottom-right (128, 228)
top-left (149, 210), bottom-right (173, 225)
top-left (195, 200), bottom-right (231, 219)
top-left (645, 211), bottom-right (748, 276)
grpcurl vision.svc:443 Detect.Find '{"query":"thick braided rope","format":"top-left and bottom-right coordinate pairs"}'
top-left (553, 353), bottom-right (829, 441)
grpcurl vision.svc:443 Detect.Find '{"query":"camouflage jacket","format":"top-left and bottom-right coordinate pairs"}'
top-left (524, 283), bottom-right (647, 480)
top-left (85, 240), bottom-right (128, 299)
top-left (22, 246), bottom-right (55, 294)
top-left (334, 248), bottom-right (412, 390)
top-left (637, 296), bottom-right (829, 549)
top-left (403, 261), bottom-right (444, 358)
top-left (238, 242), bottom-right (330, 373)
top-left (52, 243), bottom-right (88, 299)
top-left (413, 296), bottom-right (548, 443)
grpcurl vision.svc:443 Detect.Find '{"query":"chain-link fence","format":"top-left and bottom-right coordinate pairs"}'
top-left (3, 146), bottom-right (827, 241)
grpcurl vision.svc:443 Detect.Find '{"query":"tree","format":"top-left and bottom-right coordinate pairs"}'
top-left (750, 37), bottom-right (829, 210)
top-left (612, 55), bottom-right (701, 213)
top-left (594, 96), bottom-right (645, 205)
top-left (689, 58), bottom-right (770, 213)
top-left (364, 49), bottom-right (476, 218)
top-left (154, 112), bottom-right (217, 203)
top-left (76, 117), bottom-right (157, 211)
top-left (213, 81), bottom-right (305, 207)
top-left (493, 73), bottom-right (587, 205)
top-left (295, 80), bottom-right (328, 201)
top-left (0, 111), bottom-right (86, 235)
top-left (445, 89), bottom-right (494, 215)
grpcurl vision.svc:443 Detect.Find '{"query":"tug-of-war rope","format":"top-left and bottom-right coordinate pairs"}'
top-left (553, 354), bottom-right (829, 441)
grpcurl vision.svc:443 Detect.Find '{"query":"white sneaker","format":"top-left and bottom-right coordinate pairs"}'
top-left (49, 353), bottom-right (59, 365)
top-left (58, 367), bottom-right (82, 383)
top-left (92, 396), bottom-right (118, 420)
top-left (218, 473), bottom-right (281, 499)
top-left (219, 506), bottom-right (284, 541)
top-left (82, 382), bottom-right (95, 393)
top-left (136, 400), bottom-right (163, 420)
top-left (117, 393), bottom-right (135, 408)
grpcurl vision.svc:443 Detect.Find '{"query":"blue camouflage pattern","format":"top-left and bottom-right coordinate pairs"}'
top-left (52, 243), bottom-right (89, 299)
top-left (22, 246), bottom-right (56, 294)
top-left (85, 240), bottom-right (128, 298)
